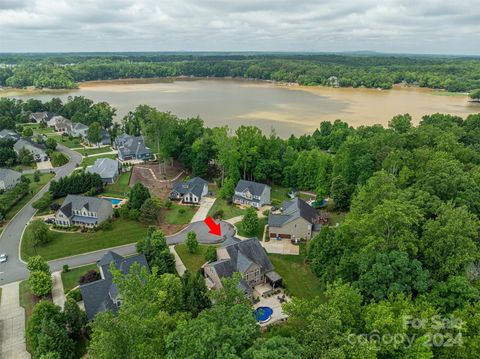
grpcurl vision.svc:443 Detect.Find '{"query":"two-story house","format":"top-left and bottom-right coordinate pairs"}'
top-left (68, 122), bottom-right (89, 138)
top-left (268, 197), bottom-right (318, 241)
top-left (203, 237), bottom-right (282, 296)
top-left (80, 251), bottom-right (150, 320)
top-left (114, 134), bottom-right (151, 161)
top-left (55, 195), bottom-right (113, 228)
top-left (233, 180), bottom-right (271, 208)
top-left (13, 138), bottom-right (48, 162)
top-left (169, 177), bottom-right (208, 204)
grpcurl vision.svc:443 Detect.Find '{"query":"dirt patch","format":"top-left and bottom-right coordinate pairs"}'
top-left (130, 160), bottom-right (186, 201)
top-left (157, 210), bottom-right (188, 235)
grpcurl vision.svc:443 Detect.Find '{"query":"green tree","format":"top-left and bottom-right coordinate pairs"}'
top-left (139, 198), bottom-right (161, 223)
top-left (242, 207), bottom-right (258, 235)
top-left (128, 182), bottom-right (151, 210)
top-left (63, 298), bottom-right (87, 339)
top-left (27, 255), bottom-right (50, 274)
top-left (26, 301), bottom-right (65, 354)
top-left (22, 127), bottom-right (33, 137)
top-left (17, 146), bottom-right (34, 165)
top-left (388, 113), bottom-right (413, 133)
top-left (182, 271), bottom-right (211, 317)
top-left (330, 176), bottom-right (352, 211)
top-left (204, 246), bottom-right (217, 262)
top-left (420, 204), bottom-right (479, 280)
top-left (35, 319), bottom-right (75, 359)
top-left (27, 219), bottom-right (50, 247)
top-left (45, 137), bottom-right (57, 150)
top-left (469, 89), bottom-right (480, 102)
top-left (136, 229), bottom-right (176, 275)
top-left (186, 231), bottom-right (198, 253)
top-left (243, 336), bottom-right (304, 359)
top-left (29, 271), bottom-right (53, 297)
top-left (86, 121), bottom-right (102, 145)
top-left (33, 170), bottom-right (41, 182)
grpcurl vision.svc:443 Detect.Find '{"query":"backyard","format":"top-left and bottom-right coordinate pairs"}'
top-left (103, 170), bottom-right (132, 197)
top-left (21, 218), bottom-right (148, 261)
top-left (77, 146), bottom-right (113, 156)
top-left (268, 251), bottom-right (325, 300)
top-left (61, 263), bottom-right (98, 294)
top-left (175, 243), bottom-right (212, 272)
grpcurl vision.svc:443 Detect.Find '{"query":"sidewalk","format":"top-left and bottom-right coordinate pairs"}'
top-left (190, 197), bottom-right (216, 222)
top-left (51, 271), bottom-right (66, 309)
top-left (0, 282), bottom-right (30, 359)
top-left (169, 246), bottom-right (186, 276)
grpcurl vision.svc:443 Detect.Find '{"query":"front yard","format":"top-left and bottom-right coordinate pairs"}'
top-left (268, 252), bottom-right (324, 300)
top-left (175, 243), bottom-right (212, 272)
top-left (81, 153), bottom-right (117, 167)
top-left (207, 198), bottom-right (245, 220)
top-left (50, 134), bottom-right (82, 148)
top-left (61, 263), bottom-right (98, 294)
top-left (77, 146), bottom-right (113, 156)
top-left (236, 217), bottom-right (268, 240)
top-left (21, 218), bottom-right (148, 261)
top-left (165, 203), bottom-right (197, 225)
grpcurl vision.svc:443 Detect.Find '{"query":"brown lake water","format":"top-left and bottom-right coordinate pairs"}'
top-left (2, 78), bottom-right (478, 137)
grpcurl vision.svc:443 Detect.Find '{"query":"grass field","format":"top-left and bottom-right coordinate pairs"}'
top-left (175, 243), bottom-right (212, 273)
top-left (61, 263), bottom-right (98, 294)
top-left (165, 203), bottom-right (197, 225)
top-left (0, 172), bottom-right (54, 224)
top-left (77, 146), bottom-right (113, 156)
top-left (19, 280), bottom-right (35, 325)
top-left (208, 198), bottom-right (245, 220)
top-left (21, 218), bottom-right (147, 261)
top-left (24, 123), bottom-right (55, 134)
top-left (80, 153), bottom-right (117, 167)
top-left (236, 217), bottom-right (268, 240)
top-left (269, 252), bottom-right (325, 300)
top-left (104, 170), bottom-right (131, 197)
top-left (50, 134), bottom-right (82, 148)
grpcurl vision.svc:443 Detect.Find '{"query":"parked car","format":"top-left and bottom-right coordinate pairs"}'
top-left (44, 217), bottom-right (55, 224)
top-left (0, 254), bottom-right (8, 263)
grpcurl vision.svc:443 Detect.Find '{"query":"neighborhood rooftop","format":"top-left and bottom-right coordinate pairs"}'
top-left (268, 197), bottom-right (317, 227)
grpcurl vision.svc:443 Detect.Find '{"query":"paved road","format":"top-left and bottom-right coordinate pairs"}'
top-left (47, 219), bottom-right (235, 271)
top-left (0, 145), bottom-right (82, 285)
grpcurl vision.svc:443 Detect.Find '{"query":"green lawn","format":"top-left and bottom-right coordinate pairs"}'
top-left (165, 203), bottom-right (197, 225)
top-left (270, 185), bottom-right (290, 206)
top-left (1, 172), bottom-right (55, 223)
top-left (77, 146), bottom-right (113, 156)
top-left (19, 280), bottom-right (35, 325)
top-left (175, 243), bottom-right (212, 273)
top-left (61, 263), bottom-right (98, 294)
top-left (81, 153), bottom-right (117, 167)
top-left (104, 170), bottom-right (131, 197)
top-left (21, 218), bottom-right (148, 261)
top-left (24, 123), bottom-right (55, 134)
top-left (50, 134), bottom-right (82, 148)
top-left (236, 217), bottom-right (268, 240)
top-left (328, 212), bottom-right (346, 226)
top-left (208, 198), bottom-right (245, 220)
top-left (269, 252), bottom-right (325, 300)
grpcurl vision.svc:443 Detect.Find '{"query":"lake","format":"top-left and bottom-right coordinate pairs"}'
top-left (2, 78), bottom-right (479, 137)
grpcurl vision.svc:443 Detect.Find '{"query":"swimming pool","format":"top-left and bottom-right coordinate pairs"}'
top-left (100, 197), bottom-right (124, 206)
top-left (254, 306), bottom-right (273, 323)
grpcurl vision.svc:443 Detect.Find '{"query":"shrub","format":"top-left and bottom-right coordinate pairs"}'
top-left (63, 264), bottom-right (69, 273)
top-left (27, 256), bottom-right (50, 274)
top-left (213, 209), bottom-right (224, 219)
top-left (186, 231), bottom-right (199, 254)
top-left (79, 270), bottom-right (100, 285)
top-left (67, 289), bottom-right (82, 302)
top-left (98, 219), bottom-right (113, 231)
top-left (29, 271), bottom-right (53, 297)
top-left (165, 199), bottom-right (173, 209)
top-left (178, 208), bottom-right (186, 215)
top-left (50, 152), bottom-right (69, 167)
top-left (32, 191), bottom-right (53, 211)
top-left (204, 246), bottom-right (217, 262)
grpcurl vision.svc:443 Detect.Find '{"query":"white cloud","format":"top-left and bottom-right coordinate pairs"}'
top-left (0, 0), bottom-right (478, 54)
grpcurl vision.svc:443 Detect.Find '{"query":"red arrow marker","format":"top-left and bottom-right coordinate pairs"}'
top-left (204, 216), bottom-right (222, 236)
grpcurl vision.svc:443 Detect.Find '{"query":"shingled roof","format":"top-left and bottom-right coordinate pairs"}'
top-left (80, 251), bottom-right (150, 320)
top-left (268, 197), bottom-right (317, 227)
top-left (171, 177), bottom-right (208, 198)
top-left (235, 180), bottom-right (269, 197)
top-left (87, 158), bottom-right (120, 180)
top-left (59, 195), bottom-right (111, 217)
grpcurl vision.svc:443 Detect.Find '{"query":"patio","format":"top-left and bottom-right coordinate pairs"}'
top-left (253, 288), bottom-right (291, 327)
top-left (261, 238), bottom-right (299, 255)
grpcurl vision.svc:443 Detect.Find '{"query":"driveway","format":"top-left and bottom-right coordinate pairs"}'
top-left (0, 282), bottom-right (30, 358)
top-left (190, 197), bottom-right (216, 222)
top-left (0, 145), bottom-right (82, 285)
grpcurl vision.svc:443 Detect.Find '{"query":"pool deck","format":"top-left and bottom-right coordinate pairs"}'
top-left (98, 196), bottom-right (127, 206)
top-left (253, 289), bottom-right (290, 327)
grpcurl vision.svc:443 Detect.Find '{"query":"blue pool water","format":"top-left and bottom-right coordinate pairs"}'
top-left (254, 306), bottom-right (273, 322)
top-left (106, 198), bottom-right (122, 205)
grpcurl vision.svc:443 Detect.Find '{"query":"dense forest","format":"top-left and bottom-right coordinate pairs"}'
top-left (2, 94), bottom-right (480, 357)
top-left (1, 53), bottom-right (480, 92)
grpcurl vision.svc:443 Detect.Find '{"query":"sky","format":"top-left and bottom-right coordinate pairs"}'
top-left (0, 0), bottom-right (479, 55)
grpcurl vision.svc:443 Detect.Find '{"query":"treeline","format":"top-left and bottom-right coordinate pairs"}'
top-left (2, 53), bottom-right (480, 91)
top-left (50, 171), bottom-right (103, 198)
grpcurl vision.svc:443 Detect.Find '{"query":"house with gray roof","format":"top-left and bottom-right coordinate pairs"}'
top-left (170, 177), bottom-right (208, 204)
top-left (51, 116), bottom-right (72, 132)
top-left (114, 134), bottom-right (151, 161)
top-left (233, 180), bottom-right (271, 208)
top-left (80, 251), bottom-right (150, 320)
top-left (268, 198), bottom-right (318, 241)
top-left (86, 158), bottom-right (121, 184)
top-left (0, 129), bottom-right (20, 142)
top-left (203, 237), bottom-right (282, 295)
top-left (55, 194), bottom-right (113, 228)
top-left (68, 122), bottom-right (89, 138)
top-left (0, 168), bottom-right (21, 191)
top-left (13, 138), bottom-right (48, 162)
top-left (29, 111), bottom-right (55, 123)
